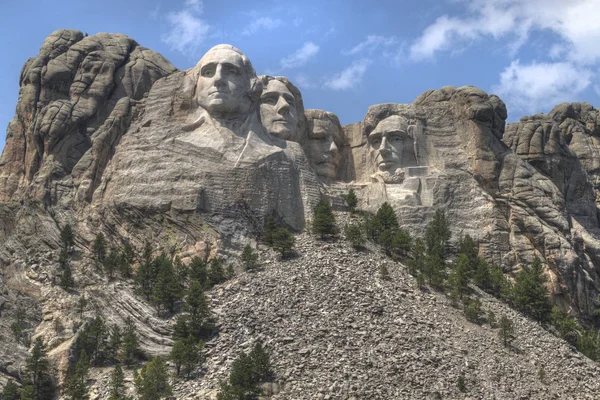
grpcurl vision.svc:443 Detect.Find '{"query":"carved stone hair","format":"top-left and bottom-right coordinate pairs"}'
top-left (305, 109), bottom-right (344, 145)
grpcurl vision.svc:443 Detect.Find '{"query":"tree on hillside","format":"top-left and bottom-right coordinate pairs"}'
top-left (21, 337), bottom-right (55, 400)
top-left (376, 202), bottom-right (399, 233)
top-left (447, 254), bottom-right (472, 300)
top-left (499, 314), bottom-right (515, 347)
top-left (241, 244), bottom-right (260, 271)
top-left (64, 350), bottom-right (90, 400)
top-left (183, 280), bottom-right (215, 340)
top-left (92, 233), bottom-right (107, 271)
top-left (262, 215), bottom-right (279, 246)
top-left (1, 380), bottom-right (20, 400)
top-left (458, 235), bottom-right (479, 271)
top-left (272, 228), bottom-right (295, 258)
top-left (189, 256), bottom-right (208, 287)
top-left (425, 209), bottom-right (451, 258)
top-left (207, 258), bottom-right (227, 287)
top-left (312, 199), bottom-right (337, 239)
top-left (151, 253), bottom-right (183, 315)
top-left (171, 337), bottom-right (204, 379)
top-left (217, 342), bottom-right (272, 400)
top-left (344, 223), bottom-right (365, 250)
top-left (108, 364), bottom-right (130, 400)
top-left (512, 257), bottom-right (551, 322)
top-left (134, 357), bottom-right (171, 400)
top-left (345, 189), bottom-right (358, 213)
top-left (122, 317), bottom-right (140, 367)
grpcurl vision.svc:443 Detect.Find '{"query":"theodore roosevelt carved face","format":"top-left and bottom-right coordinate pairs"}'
top-left (304, 110), bottom-right (343, 180)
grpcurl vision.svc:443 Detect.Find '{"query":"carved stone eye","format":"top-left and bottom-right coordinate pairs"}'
top-left (202, 68), bottom-right (214, 77)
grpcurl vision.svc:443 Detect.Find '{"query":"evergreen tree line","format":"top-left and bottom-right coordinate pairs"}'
top-left (217, 342), bottom-right (273, 400)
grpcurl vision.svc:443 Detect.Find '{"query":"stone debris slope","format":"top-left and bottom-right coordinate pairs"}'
top-left (169, 216), bottom-right (600, 399)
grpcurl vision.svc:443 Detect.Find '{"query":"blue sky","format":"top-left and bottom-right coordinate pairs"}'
top-left (2, 0), bottom-right (600, 155)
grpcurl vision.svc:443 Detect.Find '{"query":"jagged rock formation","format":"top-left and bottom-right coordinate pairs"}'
top-left (2, 30), bottom-right (600, 398)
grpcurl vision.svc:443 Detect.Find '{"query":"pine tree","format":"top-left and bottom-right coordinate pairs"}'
top-left (499, 314), bottom-right (515, 347)
top-left (189, 257), bottom-right (208, 287)
top-left (423, 242), bottom-right (445, 288)
top-left (151, 254), bottom-right (182, 315)
top-left (77, 296), bottom-right (88, 320)
top-left (345, 189), bottom-right (358, 213)
top-left (262, 215), bottom-right (279, 246)
top-left (344, 223), bottom-right (364, 250)
top-left (473, 259), bottom-right (492, 291)
top-left (108, 364), bottom-right (129, 400)
top-left (135, 244), bottom-right (156, 300)
top-left (248, 341), bottom-right (272, 382)
top-left (108, 325), bottom-right (122, 363)
top-left (59, 263), bottom-right (75, 291)
top-left (184, 281), bottom-right (214, 340)
top-left (218, 353), bottom-right (260, 400)
top-left (375, 202), bottom-right (399, 232)
top-left (119, 239), bottom-right (136, 278)
top-left (1, 380), bottom-right (20, 400)
top-left (134, 357), bottom-right (172, 400)
top-left (272, 228), bottom-right (295, 258)
top-left (550, 306), bottom-right (580, 346)
top-left (92, 232), bottom-right (107, 271)
top-left (60, 224), bottom-right (75, 249)
top-left (207, 258), bottom-right (227, 286)
top-left (408, 238), bottom-right (426, 284)
top-left (425, 209), bottom-right (451, 258)
top-left (22, 337), bottom-right (55, 400)
top-left (463, 297), bottom-right (483, 324)
top-left (390, 229), bottom-right (412, 260)
top-left (104, 247), bottom-right (120, 280)
top-left (171, 337), bottom-right (204, 379)
top-left (363, 213), bottom-right (382, 242)
top-left (241, 244), bottom-right (260, 271)
top-left (122, 317), bottom-right (140, 367)
top-left (458, 235), bottom-right (479, 271)
top-left (447, 254), bottom-right (472, 299)
top-left (512, 257), bottom-right (551, 322)
top-left (65, 350), bottom-right (89, 400)
top-left (312, 199), bottom-right (337, 239)
top-left (10, 305), bottom-right (27, 345)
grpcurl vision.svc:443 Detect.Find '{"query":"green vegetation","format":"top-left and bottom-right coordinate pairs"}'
top-left (312, 198), bottom-right (337, 239)
top-left (241, 244), bottom-right (260, 271)
top-left (512, 257), bottom-right (551, 323)
top-left (64, 350), bottom-right (90, 400)
top-left (122, 316), bottom-right (141, 367)
top-left (134, 357), bottom-right (172, 400)
top-left (20, 337), bottom-right (55, 400)
top-left (10, 305), bottom-right (28, 345)
top-left (171, 336), bottom-right (204, 379)
top-left (499, 314), bottom-right (515, 347)
top-left (0, 380), bottom-right (20, 400)
top-left (271, 228), bottom-right (295, 258)
top-left (218, 342), bottom-right (273, 400)
top-left (345, 189), bottom-right (358, 213)
top-left (108, 364), bottom-right (130, 400)
top-left (344, 223), bottom-right (364, 250)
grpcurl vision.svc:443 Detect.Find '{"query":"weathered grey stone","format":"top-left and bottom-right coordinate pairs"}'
top-left (303, 109), bottom-right (344, 182)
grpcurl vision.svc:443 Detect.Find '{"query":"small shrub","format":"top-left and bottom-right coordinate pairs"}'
top-left (457, 374), bottom-right (466, 392)
top-left (499, 314), bottom-right (515, 347)
top-left (463, 298), bottom-right (483, 324)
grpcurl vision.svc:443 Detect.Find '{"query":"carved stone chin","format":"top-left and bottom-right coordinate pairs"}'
top-left (372, 169), bottom-right (405, 184)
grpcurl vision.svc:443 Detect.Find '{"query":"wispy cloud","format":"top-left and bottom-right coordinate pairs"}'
top-left (492, 60), bottom-right (593, 114)
top-left (324, 59), bottom-right (371, 91)
top-left (409, 0), bottom-right (600, 64)
top-left (280, 42), bottom-right (320, 69)
top-left (344, 35), bottom-right (399, 56)
top-left (242, 17), bottom-right (283, 36)
top-left (162, 1), bottom-right (210, 55)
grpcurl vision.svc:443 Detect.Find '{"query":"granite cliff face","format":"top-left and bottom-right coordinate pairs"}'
top-left (2, 30), bottom-right (600, 398)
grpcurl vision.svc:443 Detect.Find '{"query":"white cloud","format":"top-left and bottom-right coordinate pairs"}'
top-left (409, 0), bottom-right (600, 64)
top-left (242, 17), bottom-right (283, 36)
top-left (324, 59), bottom-right (371, 91)
top-left (492, 60), bottom-right (593, 114)
top-left (344, 35), bottom-right (399, 56)
top-left (293, 74), bottom-right (317, 90)
top-left (184, 0), bottom-right (202, 12)
top-left (280, 42), bottom-right (320, 69)
top-left (162, 9), bottom-right (210, 55)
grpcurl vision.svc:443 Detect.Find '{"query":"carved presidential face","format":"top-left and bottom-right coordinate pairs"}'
top-left (260, 80), bottom-right (299, 140)
top-left (305, 116), bottom-right (342, 180)
top-left (195, 47), bottom-right (252, 117)
top-left (368, 115), bottom-right (416, 174)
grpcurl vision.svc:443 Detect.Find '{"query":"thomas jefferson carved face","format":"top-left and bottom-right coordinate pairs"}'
top-left (305, 114), bottom-right (342, 180)
top-left (368, 115), bottom-right (417, 175)
top-left (260, 80), bottom-right (299, 140)
top-left (195, 47), bottom-right (252, 117)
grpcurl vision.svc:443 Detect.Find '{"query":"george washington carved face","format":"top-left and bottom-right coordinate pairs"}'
top-left (194, 45), bottom-right (255, 118)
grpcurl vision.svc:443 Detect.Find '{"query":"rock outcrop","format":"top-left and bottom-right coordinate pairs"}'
top-left (2, 30), bottom-right (600, 397)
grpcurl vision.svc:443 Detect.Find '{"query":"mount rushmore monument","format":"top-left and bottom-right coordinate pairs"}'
top-left (2, 29), bottom-right (600, 332)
